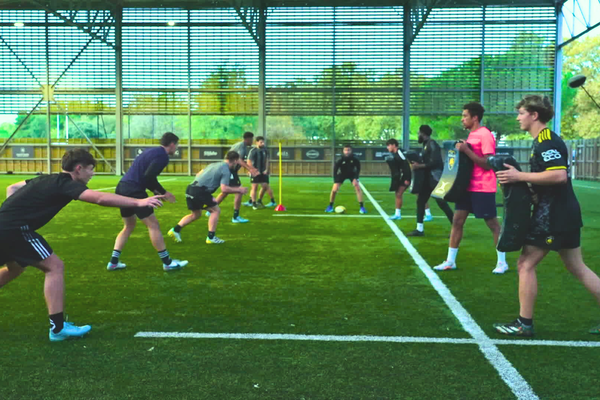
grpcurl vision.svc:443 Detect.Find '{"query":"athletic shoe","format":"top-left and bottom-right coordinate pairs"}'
top-left (49, 321), bottom-right (92, 342)
top-left (389, 214), bottom-right (401, 220)
top-left (232, 216), bottom-right (249, 223)
top-left (433, 260), bottom-right (457, 271)
top-left (589, 323), bottom-right (600, 334)
top-left (492, 261), bottom-right (509, 274)
top-left (325, 205), bottom-right (334, 213)
top-left (205, 211), bottom-right (211, 217)
top-left (106, 261), bottom-right (126, 271)
top-left (493, 319), bottom-right (534, 337)
top-left (163, 259), bottom-right (188, 271)
top-left (206, 236), bottom-right (225, 244)
top-left (406, 230), bottom-right (424, 237)
top-left (424, 215), bottom-right (433, 222)
top-left (265, 202), bottom-right (277, 208)
top-left (168, 228), bottom-right (182, 243)
top-left (242, 200), bottom-right (253, 207)
top-left (359, 207), bottom-right (368, 214)
top-left (252, 203), bottom-right (265, 210)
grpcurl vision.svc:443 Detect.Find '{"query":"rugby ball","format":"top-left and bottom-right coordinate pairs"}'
top-left (335, 206), bottom-right (346, 214)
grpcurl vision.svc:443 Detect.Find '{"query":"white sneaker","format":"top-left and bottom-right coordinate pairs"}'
top-left (49, 321), bottom-right (92, 342)
top-left (492, 262), bottom-right (509, 274)
top-left (205, 211), bottom-right (211, 217)
top-left (206, 236), bottom-right (225, 244)
top-left (163, 259), bottom-right (188, 271)
top-left (433, 260), bottom-right (457, 271)
top-left (106, 262), bottom-right (126, 271)
top-left (168, 228), bottom-right (182, 243)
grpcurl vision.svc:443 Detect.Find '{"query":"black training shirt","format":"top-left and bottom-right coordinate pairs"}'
top-left (334, 155), bottom-right (361, 178)
top-left (386, 150), bottom-right (412, 182)
top-left (0, 173), bottom-right (88, 235)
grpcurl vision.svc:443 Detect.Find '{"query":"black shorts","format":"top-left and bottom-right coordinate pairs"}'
top-left (524, 228), bottom-right (581, 251)
top-left (186, 185), bottom-right (217, 211)
top-left (252, 174), bottom-right (270, 184)
top-left (0, 229), bottom-right (53, 268)
top-left (455, 191), bottom-right (497, 219)
top-left (390, 176), bottom-right (410, 192)
top-left (334, 175), bottom-right (357, 184)
top-left (230, 169), bottom-right (241, 187)
top-left (115, 181), bottom-right (153, 220)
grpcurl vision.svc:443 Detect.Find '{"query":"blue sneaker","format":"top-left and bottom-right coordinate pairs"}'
top-left (424, 215), bottom-right (433, 222)
top-left (163, 259), bottom-right (188, 271)
top-left (232, 216), bottom-right (249, 223)
top-left (205, 211), bottom-right (211, 217)
top-left (265, 202), bottom-right (277, 208)
top-left (389, 214), bottom-right (401, 220)
top-left (49, 321), bottom-right (91, 342)
top-left (242, 201), bottom-right (253, 207)
top-left (359, 206), bottom-right (367, 214)
top-left (325, 205), bottom-right (334, 213)
top-left (106, 261), bottom-right (126, 271)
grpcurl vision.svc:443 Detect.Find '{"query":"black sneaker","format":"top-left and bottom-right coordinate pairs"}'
top-left (493, 319), bottom-right (534, 337)
top-left (406, 230), bottom-right (424, 237)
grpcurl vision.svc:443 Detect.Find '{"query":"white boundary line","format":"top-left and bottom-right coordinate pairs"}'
top-left (359, 181), bottom-right (538, 400)
top-left (573, 184), bottom-right (600, 190)
top-left (272, 214), bottom-right (470, 219)
top-left (94, 178), bottom-right (177, 192)
top-left (133, 332), bottom-right (600, 348)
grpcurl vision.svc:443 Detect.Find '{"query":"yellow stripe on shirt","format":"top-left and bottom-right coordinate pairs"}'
top-left (546, 166), bottom-right (566, 170)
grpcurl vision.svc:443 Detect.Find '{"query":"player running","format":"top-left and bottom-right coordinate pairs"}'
top-left (407, 125), bottom-right (454, 236)
top-left (325, 144), bottom-right (367, 214)
top-left (168, 151), bottom-right (247, 245)
top-left (0, 149), bottom-right (163, 341)
top-left (247, 136), bottom-right (276, 209)
top-left (433, 102), bottom-right (508, 274)
top-left (493, 95), bottom-right (600, 336)
top-left (107, 132), bottom-right (187, 272)
top-left (385, 139), bottom-right (411, 220)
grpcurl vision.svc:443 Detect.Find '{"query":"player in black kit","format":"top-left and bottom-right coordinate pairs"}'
top-left (493, 95), bottom-right (600, 337)
top-left (325, 145), bottom-right (367, 214)
top-left (0, 149), bottom-right (163, 341)
top-left (385, 139), bottom-right (412, 220)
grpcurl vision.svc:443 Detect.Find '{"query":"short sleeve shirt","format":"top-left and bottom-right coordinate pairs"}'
top-left (466, 126), bottom-right (497, 193)
top-left (230, 141), bottom-right (250, 172)
top-left (191, 162), bottom-right (231, 194)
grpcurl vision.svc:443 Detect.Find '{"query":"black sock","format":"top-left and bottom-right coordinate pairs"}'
top-left (208, 231), bottom-right (215, 239)
top-left (158, 249), bottom-right (172, 265)
top-left (258, 198), bottom-right (263, 203)
top-left (174, 224), bottom-right (182, 233)
top-left (329, 202), bottom-right (334, 207)
top-left (518, 316), bottom-right (533, 326)
top-left (271, 198), bottom-right (275, 204)
top-left (233, 210), bottom-right (240, 219)
top-left (359, 202), bottom-right (364, 207)
top-left (49, 312), bottom-right (64, 334)
top-left (253, 201), bottom-right (258, 206)
top-left (110, 250), bottom-right (121, 265)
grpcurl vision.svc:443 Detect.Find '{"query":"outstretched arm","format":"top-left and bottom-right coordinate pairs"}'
top-left (78, 190), bottom-right (164, 208)
top-left (6, 180), bottom-right (27, 198)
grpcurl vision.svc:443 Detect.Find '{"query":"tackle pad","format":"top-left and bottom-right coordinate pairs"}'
top-left (431, 143), bottom-right (473, 203)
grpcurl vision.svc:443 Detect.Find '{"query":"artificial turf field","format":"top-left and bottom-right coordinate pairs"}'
top-left (1, 174), bottom-right (600, 399)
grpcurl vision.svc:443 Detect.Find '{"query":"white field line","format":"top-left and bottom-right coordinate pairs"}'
top-left (359, 181), bottom-right (538, 400)
top-left (94, 178), bottom-right (177, 192)
top-left (272, 214), bottom-right (472, 219)
top-left (573, 183), bottom-right (600, 190)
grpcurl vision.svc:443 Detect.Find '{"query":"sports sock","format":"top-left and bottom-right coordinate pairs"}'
top-left (395, 209), bottom-right (401, 217)
top-left (271, 198), bottom-right (276, 204)
top-left (329, 202), bottom-right (334, 207)
top-left (110, 250), bottom-right (121, 265)
top-left (447, 247), bottom-right (458, 263)
top-left (208, 231), bottom-right (215, 239)
top-left (49, 312), bottom-right (64, 334)
top-left (518, 316), bottom-right (533, 326)
top-left (173, 224), bottom-right (182, 233)
top-left (417, 223), bottom-right (424, 232)
top-left (359, 202), bottom-right (364, 207)
top-left (233, 209), bottom-right (240, 219)
top-left (425, 208), bottom-right (432, 217)
top-left (158, 249), bottom-right (172, 265)
top-left (497, 250), bottom-right (506, 264)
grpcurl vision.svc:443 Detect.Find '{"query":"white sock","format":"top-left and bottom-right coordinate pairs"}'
top-left (447, 248), bottom-right (458, 263)
top-left (425, 208), bottom-right (432, 217)
top-left (497, 250), bottom-right (506, 264)
top-left (417, 223), bottom-right (424, 232)
top-left (395, 209), bottom-right (401, 217)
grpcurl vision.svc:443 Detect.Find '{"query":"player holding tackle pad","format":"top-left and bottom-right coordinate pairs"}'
top-left (433, 102), bottom-right (508, 274)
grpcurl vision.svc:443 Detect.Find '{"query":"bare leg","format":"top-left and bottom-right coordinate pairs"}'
top-left (0, 261), bottom-right (24, 288)
top-left (449, 210), bottom-right (469, 249)
top-left (485, 217), bottom-right (501, 246)
top-left (207, 206), bottom-right (221, 232)
top-left (352, 179), bottom-right (363, 203)
top-left (141, 214), bottom-right (167, 251)
top-left (265, 185), bottom-right (274, 200)
top-left (113, 216), bottom-right (137, 251)
top-left (214, 192), bottom-right (227, 205)
top-left (177, 210), bottom-right (201, 229)
top-left (330, 183), bottom-right (341, 204)
top-left (250, 184), bottom-right (259, 203)
top-left (517, 245), bottom-right (549, 319)
top-left (395, 185), bottom-right (408, 209)
top-left (32, 254), bottom-right (65, 315)
top-left (234, 192), bottom-right (243, 210)
top-left (560, 247), bottom-right (600, 307)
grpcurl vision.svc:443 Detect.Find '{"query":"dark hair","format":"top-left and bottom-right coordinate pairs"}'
top-left (226, 151), bottom-right (240, 162)
top-left (516, 95), bottom-right (554, 123)
top-left (255, 136), bottom-right (265, 142)
top-left (463, 102), bottom-right (485, 122)
top-left (343, 144), bottom-right (352, 149)
top-left (419, 125), bottom-right (433, 136)
top-left (243, 131), bottom-right (254, 140)
top-left (62, 148), bottom-right (96, 171)
top-left (160, 132), bottom-right (179, 147)
top-left (386, 138), bottom-right (399, 147)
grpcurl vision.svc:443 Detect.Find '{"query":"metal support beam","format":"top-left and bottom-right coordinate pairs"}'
top-left (45, 12), bottom-right (52, 174)
top-left (553, 3), bottom-right (564, 135)
top-left (0, 36), bottom-right (43, 86)
top-left (402, 4), bottom-right (412, 150)
top-left (331, 7), bottom-right (336, 172)
top-left (257, 5), bottom-right (266, 139)
top-left (0, 98), bottom-right (44, 157)
top-left (114, 6), bottom-right (123, 174)
top-left (480, 6), bottom-right (486, 106)
top-left (187, 10), bottom-right (193, 176)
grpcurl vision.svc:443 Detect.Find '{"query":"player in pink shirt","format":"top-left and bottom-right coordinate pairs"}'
top-left (434, 102), bottom-right (508, 274)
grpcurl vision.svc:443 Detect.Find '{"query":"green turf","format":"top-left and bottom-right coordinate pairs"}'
top-left (0, 174), bottom-right (599, 398)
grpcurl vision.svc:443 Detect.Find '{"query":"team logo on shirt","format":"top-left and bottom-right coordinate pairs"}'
top-left (545, 236), bottom-right (554, 245)
top-left (447, 150), bottom-right (456, 171)
top-left (541, 149), bottom-right (561, 162)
